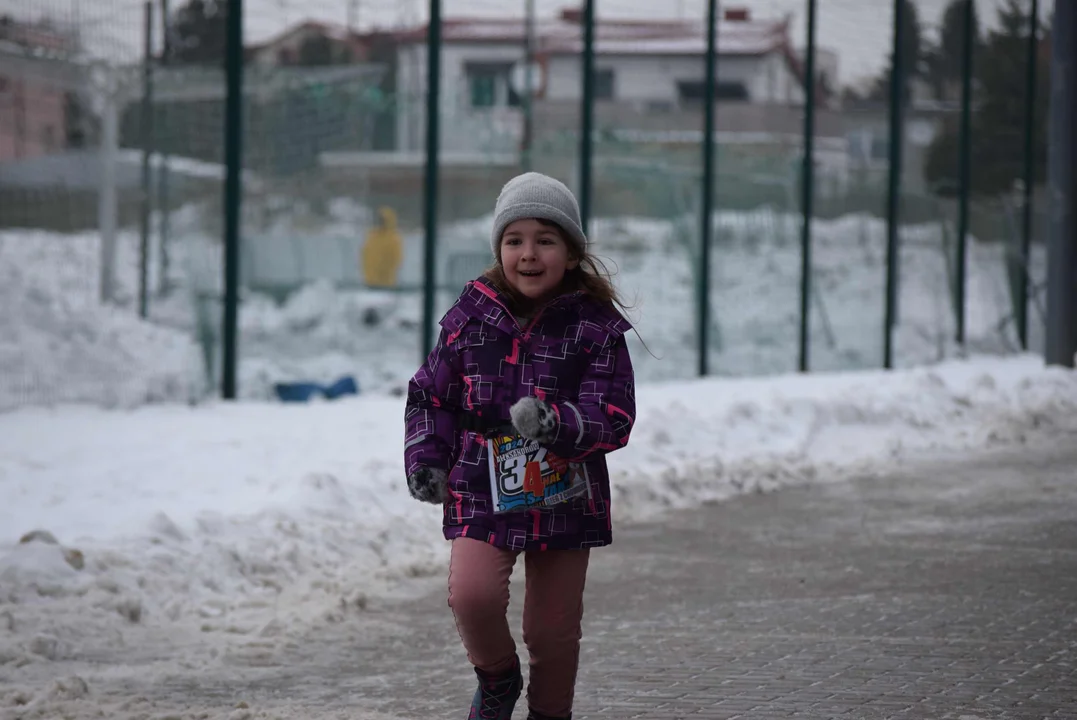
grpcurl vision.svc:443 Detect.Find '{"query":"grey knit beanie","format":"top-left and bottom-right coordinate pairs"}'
top-left (490, 172), bottom-right (587, 258)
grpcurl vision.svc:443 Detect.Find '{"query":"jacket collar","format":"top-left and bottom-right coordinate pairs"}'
top-left (463, 275), bottom-right (583, 334)
top-left (444, 274), bottom-right (630, 339)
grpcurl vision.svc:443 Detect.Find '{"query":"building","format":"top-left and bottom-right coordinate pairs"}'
top-left (0, 16), bottom-right (80, 162)
top-left (243, 8), bottom-right (840, 160)
top-left (389, 7), bottom-right (838, 156)
top-left (246, 20), bottom-right (373, 67)
top-left (238, 9), bottom-right (849, 226)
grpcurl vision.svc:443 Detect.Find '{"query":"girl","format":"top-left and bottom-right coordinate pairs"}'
top-left (403, 172), bottom-right (636, 720)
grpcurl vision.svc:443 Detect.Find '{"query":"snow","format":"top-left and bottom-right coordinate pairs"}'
top-left (2, 355), bottom-right (1076, 665)
top-left (0, 228), bottom-right (203, 412)
top-left (1, 200), bottom-right (1045, 413)
top-left (1, 198), bottom-right (1073, 717)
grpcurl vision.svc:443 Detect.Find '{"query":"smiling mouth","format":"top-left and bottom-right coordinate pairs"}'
top-left (518, 270), bottom-right (543, 277)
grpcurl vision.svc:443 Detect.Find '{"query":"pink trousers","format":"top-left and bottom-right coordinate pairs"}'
top-left (447, 537), bottom-right (591, 718)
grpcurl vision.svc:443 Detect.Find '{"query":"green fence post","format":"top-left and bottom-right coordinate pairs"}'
top-left (883, 0), bottom-right (907, 370)
top-left (522, 0), bottom-right (535, 172)
top-left (798, 0), bottom-right (817, 373)
top-left (1045, 0), bottom-right (1077, 368)
top-left (138, 1), bottom-right (154, 319)
top-left (158, 0), bottom-right (172, 296)
top-left (698, 0), bottom-right (718, 377)
top-left (955, 0), bottom-right (975, 346)
top-left (1018, 0), bottom-right (1039, 350)
top-left (579, 0), bottom-right (595, 234)
top-left (421, 0), bottom-right (442, 360)
top-left (222, 0), bottom-right (243, 400)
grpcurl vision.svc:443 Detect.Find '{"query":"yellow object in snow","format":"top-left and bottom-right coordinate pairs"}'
top-left (362, 207), bottom-right (403, 288)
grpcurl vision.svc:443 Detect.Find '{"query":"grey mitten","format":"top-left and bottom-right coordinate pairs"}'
top-left (509, 396), bottom-right (557, 444)
top-left (407, 467), bottom-right (448, 504)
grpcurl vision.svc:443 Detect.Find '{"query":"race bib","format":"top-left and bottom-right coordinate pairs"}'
top-left (486, 431), bottom-right (591, 513)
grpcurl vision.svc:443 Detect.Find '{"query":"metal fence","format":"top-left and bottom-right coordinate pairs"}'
top-left (0, 0), bottom-right (1066, 410)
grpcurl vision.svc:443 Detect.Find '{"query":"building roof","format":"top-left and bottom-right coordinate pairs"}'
top-left (247, 20), bottom-right (363, 54)
top-left (244, 8), bottom-right (794, 61)
top-left (391, 10), bottom-right (793, 58)
top-left (0, 15), bottom-right (78, 58)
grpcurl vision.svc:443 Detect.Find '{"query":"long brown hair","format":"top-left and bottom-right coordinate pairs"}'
top-left (484, 219), bottom-right (656, 357)
top-left (483, 219), bottom-right (632, 319)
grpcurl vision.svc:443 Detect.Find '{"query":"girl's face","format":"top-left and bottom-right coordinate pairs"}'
top-left (499, 219), bottom-right (579, 303)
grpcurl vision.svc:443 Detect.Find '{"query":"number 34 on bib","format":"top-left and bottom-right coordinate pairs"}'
top-left (486, 432), bottom-right (591, 513)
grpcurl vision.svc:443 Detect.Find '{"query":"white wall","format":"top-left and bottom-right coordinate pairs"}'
top-left (546, 54), bottom-right (768, 103)
top-left (396, 42), bottom-right (527, 154)
top-left (394, 43), bottom-right (807, 153)
top-left (753, 52), bottom-right (805, 105)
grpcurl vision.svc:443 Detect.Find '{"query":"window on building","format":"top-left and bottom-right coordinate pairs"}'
top-left (676, 80), bottom-right (750, 103)
top-left (594, 69), bottom-right (615, 100)
top-left (469, 71), bottom-right (496, 108)
top-left (41, 124), bottom-right (56, 150)
top-left (466, 62), bottom-right (520, 108)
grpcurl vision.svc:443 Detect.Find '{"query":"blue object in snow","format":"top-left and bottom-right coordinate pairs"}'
top-left (323, 375), bottom-right (359, 399)
top-left (274, 375), bottom-right (359, 403)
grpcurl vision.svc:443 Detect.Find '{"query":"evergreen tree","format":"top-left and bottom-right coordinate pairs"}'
top-left (923, 0), bottom-right (982, 102)
top-left (869, 0), bottom-right (924, 104)
top-left (925, 0), bottom-right (1049, 197)
top-left (171, 0), bottom-right (227, 65)
top-left (973, 0), bottom-right (1049, 194)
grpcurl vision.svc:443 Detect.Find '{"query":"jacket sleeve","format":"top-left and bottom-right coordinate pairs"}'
top-left (546, 332), bottom-right (636, 462)
top-left (404, 326), bottom-right (463, 475)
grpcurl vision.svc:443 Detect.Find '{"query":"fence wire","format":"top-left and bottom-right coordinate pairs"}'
top-left (0, 0), bottom-right (1056, 411)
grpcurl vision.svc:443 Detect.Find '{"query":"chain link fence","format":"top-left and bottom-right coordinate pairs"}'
top-left (0, 0), bottom-right (1054, 411)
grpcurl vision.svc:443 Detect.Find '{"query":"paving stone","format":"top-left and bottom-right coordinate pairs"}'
top-left (333, 446), bottom-right (1077, 719)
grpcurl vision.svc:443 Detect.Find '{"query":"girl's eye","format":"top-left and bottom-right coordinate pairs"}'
top-left (504, 238), bottom-right (521, 245)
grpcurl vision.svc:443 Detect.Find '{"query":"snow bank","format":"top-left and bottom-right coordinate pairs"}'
top-left (2, 206), bottom-right (1041, 413)
top-left (0, 230), bottom-right (202, 412)
top-left (611, 355), bottom-right (1077, 514)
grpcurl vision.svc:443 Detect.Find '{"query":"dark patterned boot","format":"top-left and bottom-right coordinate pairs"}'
top-left (468, 656), bottom-right (522, 720)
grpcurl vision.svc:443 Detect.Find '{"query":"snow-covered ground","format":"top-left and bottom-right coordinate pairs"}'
top-left (1, 353), bottom-right (1076, 719)
top-left (1, 199), bottom-right (1074, 717)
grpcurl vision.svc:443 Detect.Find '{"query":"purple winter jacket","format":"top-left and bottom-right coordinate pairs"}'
top-left (403, 275), bottom-right (636, 551)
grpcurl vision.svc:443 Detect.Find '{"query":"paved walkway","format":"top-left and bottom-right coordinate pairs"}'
top-left (6, 443), bottom-right (1076, 720)
top-left (226, 443), bottom-right (1077, 720)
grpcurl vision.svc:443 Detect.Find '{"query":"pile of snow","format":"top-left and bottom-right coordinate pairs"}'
top-left (1, 201), bottom-right (1045, 413)
top-left (220, 207), bottom-right (1038, 390)
top-left (0, 230), bottom-right (202, 412)
top-left (603, 210), bottom-right (1038, 380)
top-left (234, 281), bottom-right (426, 401)
top-left (1, 354), bottom-right (1074, 669)
top-left (614, 356), bottom-right (1076, 509)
